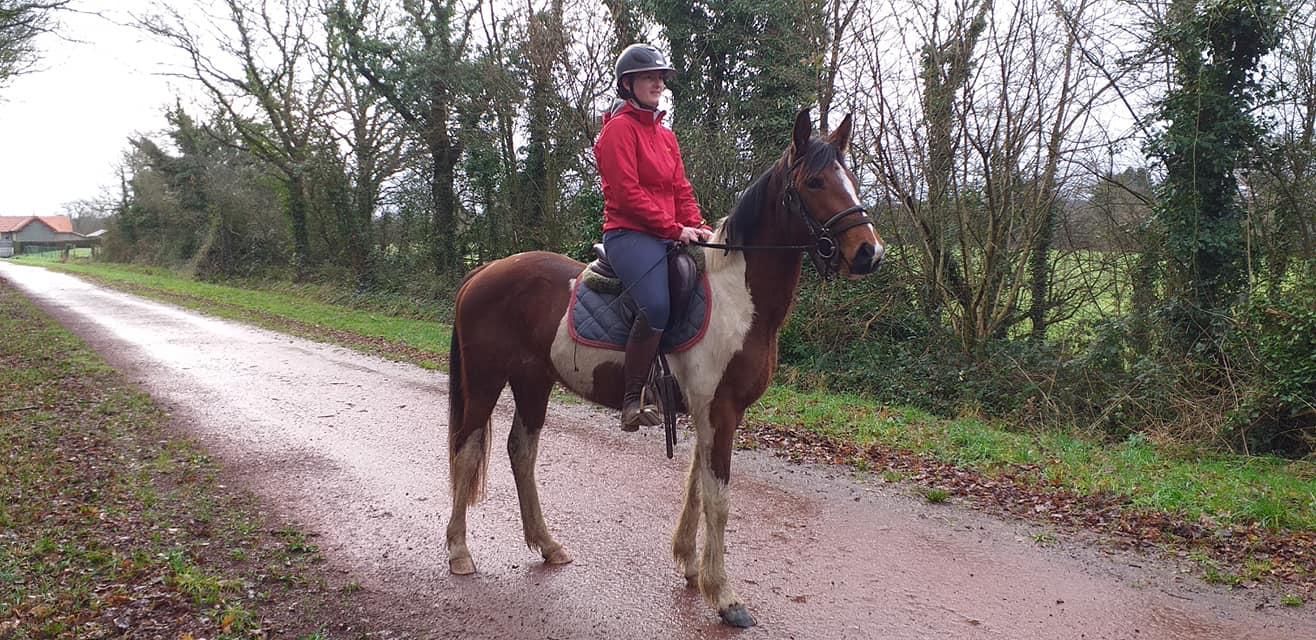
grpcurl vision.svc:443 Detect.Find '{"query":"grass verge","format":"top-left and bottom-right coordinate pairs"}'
top-left (747, 386), bottom-right (1316, 532)
top-left (25, 259), bottom-right (450, 369)
top-left (0, 278), bottom-right (377, 637)
top-left (743, 387), bottom-right (1315, 600)
top-left (20, 257), bottom-right (1316, 601)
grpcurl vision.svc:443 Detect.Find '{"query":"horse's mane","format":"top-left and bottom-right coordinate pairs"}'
top-left (722, 138), bottom-right (842, 248)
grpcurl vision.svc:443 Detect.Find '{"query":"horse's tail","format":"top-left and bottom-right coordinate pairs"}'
top-left (448, 269), bottom-right (492, 506)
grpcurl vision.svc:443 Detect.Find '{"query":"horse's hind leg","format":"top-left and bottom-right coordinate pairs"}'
top-left (508, 375), bottom-right (572, 565)
top-left (672, 444), bottom-right (702, 586)
top-left (446, 376), bottom-right (504, 576)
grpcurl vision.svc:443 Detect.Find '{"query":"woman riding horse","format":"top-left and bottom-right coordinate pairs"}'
top-left (596, 43), bottom-right (713, 431)
top-left (446, 104), bottom-right (885, 627)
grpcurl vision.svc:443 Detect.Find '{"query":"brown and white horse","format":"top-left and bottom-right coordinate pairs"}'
top-left (445, 109), bottom-right (885, 627)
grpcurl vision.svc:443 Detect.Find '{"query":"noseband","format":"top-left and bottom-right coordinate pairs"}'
top-left (697, 161), bottom-right (876, 280)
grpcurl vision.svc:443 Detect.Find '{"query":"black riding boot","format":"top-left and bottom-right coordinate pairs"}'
top-left (621, 315), bottom-right (664, 431)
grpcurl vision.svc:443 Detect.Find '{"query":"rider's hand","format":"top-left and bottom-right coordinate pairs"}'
top-left (678, 226), bottom-right (704, 244)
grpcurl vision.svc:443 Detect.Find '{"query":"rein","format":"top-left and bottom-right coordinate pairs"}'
top-left (692, 161), bottom-right (875, 280)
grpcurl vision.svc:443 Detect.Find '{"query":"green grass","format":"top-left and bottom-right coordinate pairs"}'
top-left (26, 259), bottom-right (1316, 536)
top-left (1031, 532), bottom-right (1058, 546)
top-left (749, 385), bottom-right (1316, 532)
top-left (31, 259), bottom-right (451, 362)
top-left (0, 278), bottom-right (355, 636)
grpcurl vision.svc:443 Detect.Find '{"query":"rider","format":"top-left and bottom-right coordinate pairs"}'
top-left (595, 43), bottom-right (713, 431)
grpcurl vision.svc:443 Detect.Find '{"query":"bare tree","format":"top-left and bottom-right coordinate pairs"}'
top-left (332, 0), bottom-right (481, 274)
top-left (817, 0), bottom-right (862, 136)
top-left (0, 0), bottom-right (68, 90)
top-left (521, 0), bottom-right (615, 251)
top-left (140, 0), bottom-right (337, 271)
top-left (454, 0), bottom-right (614, 260)
top-left (601, 0), bottom-right (641, 54)
top-left (1245, 1), bottom-right (1316, 284)
top-left (323, 5), bottom-right (407, 285)
top-left (856, 0), bottom-right (1128, 354)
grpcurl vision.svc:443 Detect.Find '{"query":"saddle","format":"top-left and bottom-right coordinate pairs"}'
top-left (582, 243), bottom-right (701, 458)
top-left (584, 243), bottom-right (702, 328)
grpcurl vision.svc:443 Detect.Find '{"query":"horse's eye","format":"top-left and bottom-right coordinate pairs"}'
top-left (805, 177), bottom-right (824, 189)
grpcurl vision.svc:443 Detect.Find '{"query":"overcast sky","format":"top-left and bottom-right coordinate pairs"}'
top-left (0, 1), bottom-right (198, 217)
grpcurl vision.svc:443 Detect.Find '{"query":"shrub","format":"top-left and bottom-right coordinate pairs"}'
top-left (1227, 271), bottom-right (1316, 457)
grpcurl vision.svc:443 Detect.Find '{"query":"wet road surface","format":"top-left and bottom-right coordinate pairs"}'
top-left (3, 261), bottom-right (1313, 639)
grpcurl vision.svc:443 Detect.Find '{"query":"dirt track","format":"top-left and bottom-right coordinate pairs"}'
top-left (3, 260), bottom-right (1312, 639)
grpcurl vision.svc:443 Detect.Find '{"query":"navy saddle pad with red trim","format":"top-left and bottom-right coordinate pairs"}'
top-left (567, 275), bottom-right (712, 353)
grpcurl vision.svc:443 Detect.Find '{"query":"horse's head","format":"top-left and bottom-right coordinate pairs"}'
top-left (786, 109), bottom-right (885, 280)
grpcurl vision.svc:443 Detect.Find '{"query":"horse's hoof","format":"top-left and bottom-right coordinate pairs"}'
top-left (544, 547), bottom-right (574, 565)
top-left (719, 604), bottom-right (757, 628)
top-left (449, 557), bottom-right (476, 575)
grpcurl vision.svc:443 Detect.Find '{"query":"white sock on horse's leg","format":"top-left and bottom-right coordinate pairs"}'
top-left (673, 447), bottom-right (703, 584)
top-left (696, 468), bottom-right (738, 610)
top-left (507, 408), bottom-right (572, 564)
top-left (698, 470), bottom-right (755, 627)
top-left (447, 434), bottom-right (486, 575)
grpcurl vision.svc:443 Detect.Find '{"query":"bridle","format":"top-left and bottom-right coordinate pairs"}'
top-left (694, 159), bottom-right (876, 280)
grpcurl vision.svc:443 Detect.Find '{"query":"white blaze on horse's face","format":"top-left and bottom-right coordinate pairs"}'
top-left (829, 161), bottom-right (885, 280)
top-left (834, 162), bottom-right (861, 204)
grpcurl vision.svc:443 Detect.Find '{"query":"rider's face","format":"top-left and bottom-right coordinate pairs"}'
top-left (628, 71), bottom-right (666, 108)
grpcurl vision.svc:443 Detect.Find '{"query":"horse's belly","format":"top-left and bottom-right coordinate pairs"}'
top-left (548, 250), bottom-right (754, 413)
top-left (549, 300), bottom-right (625, 409)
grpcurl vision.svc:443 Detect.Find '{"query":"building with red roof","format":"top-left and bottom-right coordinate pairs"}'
top-left (0, 216), bottom-right (98, 258)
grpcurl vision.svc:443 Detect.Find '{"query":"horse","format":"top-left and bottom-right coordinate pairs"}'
top-left (445, 108), bottom-right (885, 628)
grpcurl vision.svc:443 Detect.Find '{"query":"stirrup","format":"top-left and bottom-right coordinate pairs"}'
top-left (621, 387), bottom-right (662, 431)
top-left (621, 405), bottom-right (662, 431)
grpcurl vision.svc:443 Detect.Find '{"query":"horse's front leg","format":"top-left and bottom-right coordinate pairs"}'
top-left (694, 397), bottom-right (756, 628)
top-left (672, 436), bottom-right (702, 587)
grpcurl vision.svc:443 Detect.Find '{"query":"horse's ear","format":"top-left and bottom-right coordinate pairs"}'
top-left (791, 108), bottom-right (812, 162)
top-left (828, 113), bottom-right (854, 152)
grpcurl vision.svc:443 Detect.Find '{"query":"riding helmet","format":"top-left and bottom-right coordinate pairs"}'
top-left (615, 43), bottom-right (676, 96)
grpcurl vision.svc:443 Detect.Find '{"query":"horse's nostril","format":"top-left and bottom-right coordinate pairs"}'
top-left (851, 243), bottom-right (877, 274)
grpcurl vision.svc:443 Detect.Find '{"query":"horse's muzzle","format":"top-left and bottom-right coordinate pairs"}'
top-left (848, 242), bottom-right (884, 277)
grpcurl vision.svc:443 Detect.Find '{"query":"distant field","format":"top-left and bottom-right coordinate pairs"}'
top-left (871, 245), bottom-right (1137, 341)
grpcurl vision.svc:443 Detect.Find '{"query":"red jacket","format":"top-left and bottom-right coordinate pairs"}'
top-left (595, 101), bottom-right (706, 240)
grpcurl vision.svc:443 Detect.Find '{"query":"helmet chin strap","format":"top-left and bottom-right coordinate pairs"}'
top-left (621, 78), bottom-right (660, 112)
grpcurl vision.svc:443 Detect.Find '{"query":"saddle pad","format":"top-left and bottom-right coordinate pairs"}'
top-left (568, 273), bottom-right (713, 353)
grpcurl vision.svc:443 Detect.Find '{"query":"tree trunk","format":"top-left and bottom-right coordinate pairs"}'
top-left (430, 136), bottom-right (460, 274)
top-left (1028, 206), bottom-right (1056, 340)
top-left (288, 174), bottom-right (311, 274)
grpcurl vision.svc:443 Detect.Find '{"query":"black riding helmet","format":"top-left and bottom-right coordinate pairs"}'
top-left (615, 43), bottom-right (676, 98)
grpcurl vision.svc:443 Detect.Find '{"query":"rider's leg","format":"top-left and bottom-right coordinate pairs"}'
top-left (602, 230), bottom-right (671, 431)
